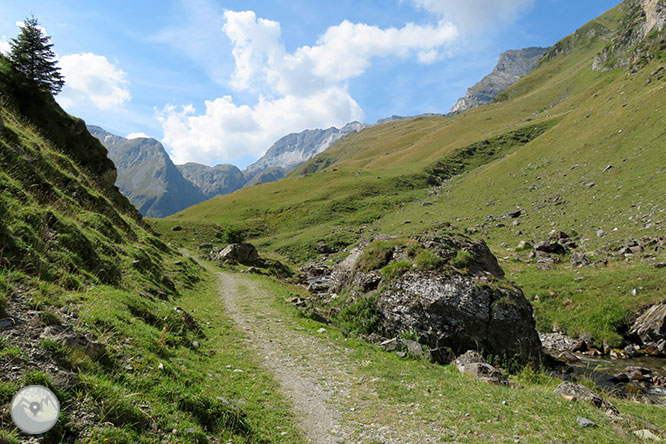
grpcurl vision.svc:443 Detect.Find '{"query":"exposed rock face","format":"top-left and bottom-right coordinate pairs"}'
top-left (377, 271), bottom-right (542, 360)
top-left (216, 243), bottom-right (259, 265)
top-left (88, 126), bottom-right (206, 217)
top-left (641, 0), bottom-right (666, 38)
top-left (450, 47), bottom-right (548, 113)
top-left (244, 121), bottom-right (369, 180)
top-left (177, 162), bottom-right (245, 199)
top-left (629, 303), bottom-right (666, 344)
top-left (328, 234), bottom-right (542, 362)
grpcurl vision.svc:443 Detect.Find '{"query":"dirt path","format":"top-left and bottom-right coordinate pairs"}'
top-left (216, 271), bottom-right (444, 444)
top-left (217, 272), bottom-right (353, 443)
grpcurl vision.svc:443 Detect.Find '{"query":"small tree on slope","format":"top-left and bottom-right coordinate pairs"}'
top-left (9, 16), bottom-right (64, 95)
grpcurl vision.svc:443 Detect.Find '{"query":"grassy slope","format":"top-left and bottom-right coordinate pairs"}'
top-left (161, 1), bottom-right (666, 344)
top-left (0, 57), bottom-right (303, 443)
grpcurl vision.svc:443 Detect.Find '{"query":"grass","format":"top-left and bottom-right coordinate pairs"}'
top-left (244, 273), bottom-right (666, 443)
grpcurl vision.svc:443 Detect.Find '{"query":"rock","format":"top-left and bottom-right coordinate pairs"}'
top-left (596, 229), bottom-right (605, 238)
top-left (539, 332), bottom-right (578, 352)
top-left (571, 252), bottom-right (590, 267)
top-left (508, 209), bottom-right (522, 218)
top-left (602, 164), bottom-right (613, 173)
top-left (216, 243), bottom-right (259, 265)
top-left (585, 182), bottom-right (596, 189)
top-left (633, 429), bottom-right (662, 441)
top-left (557, 351), bottom-right (579, 363)
top-left (461, 362), bottom-right (509, 385)
top-left (171, 225), bottom-right (183, 231)
top-left (317, 327), bottom-right (327, 333)
top-left (199, 243), bottom-right (213, 250)
top-left (380, 338), bottom-right (402, 352)
top-left (577, 417), bottom-right (597, 428)
top-left (403, 220), bottom-right (412, 224)
top-left (377, 271), bottom-right (542, 361)
top-left (316, 243), bottom-right (335, 254)
top-left (534, 240), bottom-right (567, 255)
top-left (379, 338), bottom-right (424, 356)
top-left (554, 382), bottom-right (619, 414)
top-left (454, 350), bottom-right (485, 372)
top-left (174, 260), bottom-right (183, 266)
top-left (629, 303), bottom-right (666, 345)
top-left (516, 240), bottom-right (532, 251)
top-left (429, 346), bottom-right (456, 364)
top-left (42, 327), bottom-right (106, 360)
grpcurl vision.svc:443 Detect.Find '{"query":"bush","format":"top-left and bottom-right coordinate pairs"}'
top-left (381, 261), bottom-right (411, 281)
top-left (414, 249), bottom-right (443, 271)
top-left (222, 227), bottom-right (245, 244)
top-left (452, 250), bottom-right (474, 269)
top-left (357, 239), bottom-right (404, 271)
top-left (336, 294), bottom-right (381, 336)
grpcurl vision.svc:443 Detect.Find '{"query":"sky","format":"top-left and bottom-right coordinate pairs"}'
top-left (0, 0), bottom-right (621, 169)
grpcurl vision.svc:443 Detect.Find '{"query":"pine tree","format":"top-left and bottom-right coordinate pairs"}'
top-left (9, 16), bottom-right (65, 95)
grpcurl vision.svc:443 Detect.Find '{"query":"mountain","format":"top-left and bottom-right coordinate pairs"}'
top-left (88, 126), bottom-right (206, 218)
top-left (244, 121), bottom-right (369, 182)
top-left (176, 162), bottom-right (245, 199)
top-left (166, 0), bottom-right (666, 349)
top-left (450, 47), bottom-right (549, 113)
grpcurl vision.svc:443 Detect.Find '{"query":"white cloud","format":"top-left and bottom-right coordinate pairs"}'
top-left (410, 0), bottom-right (534, 30)
top-left (159, 9), bottom-right (457, 165)
top-left (158, 87), bottom-right (364, 165)
top-left (58, 53), bottom-right (131, 111)
top-left (127, 132), bottom-right (149, 139)
top-left (0, 38), bottom-right (9, 55)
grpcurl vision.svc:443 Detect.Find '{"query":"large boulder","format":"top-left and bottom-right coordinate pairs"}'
top-left (377, 271), bottom-right (542, 361)
top-left (629, 303), bottom-right (666, 345)
top-left (216, 243), bottom-right (259, 265)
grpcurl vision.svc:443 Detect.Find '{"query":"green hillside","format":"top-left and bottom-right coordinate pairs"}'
top-left (162, 0), bottom-right (666, 344)
top-left (0, 55), bottom-right (303, 443)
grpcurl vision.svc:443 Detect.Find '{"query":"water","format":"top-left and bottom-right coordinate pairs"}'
top-left (565, 354), bottom-right (666, 405)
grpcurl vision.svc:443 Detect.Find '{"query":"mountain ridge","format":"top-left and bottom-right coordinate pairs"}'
top-left (450, 46), bottom-right (549, 113)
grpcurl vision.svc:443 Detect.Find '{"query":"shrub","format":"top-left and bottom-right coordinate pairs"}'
top-left (452, 250), bottom-right (474, 269)
top-left (414, 249), bottom-right (444, 271)
top-left (336, 294), bottom-right (381, 336)
top-left (357, 240), bottom-right (404, 271)
top-left (381, 261), bottom-right (411, 281)
top-left (222, 227), bottom-right (245, 244)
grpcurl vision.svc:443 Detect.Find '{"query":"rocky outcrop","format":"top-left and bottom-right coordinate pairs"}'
top-left (327, 233), bottom-right (542, 362)
top-left (377, 271), bottom-right (541, 360)
top-left (450, 47), bottom-right (548, 113)
top-left (629, 303), bottom-right (666, 345)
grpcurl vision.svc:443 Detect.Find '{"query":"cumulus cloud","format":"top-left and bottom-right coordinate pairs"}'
top-left (0, 38), bottom-right (9, 55)
top-left (158, 87), bottom-right (364, 165)
top-left (58, 53), bottom-right (131, 111)
top-left (127, 132), bottom-right (149, 139)
top-left (410, 0), bottom-right (534, 30)
top-left (159, 9), bottom-right (458, 165)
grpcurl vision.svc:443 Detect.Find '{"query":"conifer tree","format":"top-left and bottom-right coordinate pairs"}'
top-left (9, 16), bottom-right (65, 95)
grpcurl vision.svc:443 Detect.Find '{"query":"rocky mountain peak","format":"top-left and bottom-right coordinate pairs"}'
top-left (450, 47), bottom-right (548, 113)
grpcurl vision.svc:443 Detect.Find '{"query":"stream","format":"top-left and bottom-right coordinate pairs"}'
top-left (563, 354), bottom-right (666, 405)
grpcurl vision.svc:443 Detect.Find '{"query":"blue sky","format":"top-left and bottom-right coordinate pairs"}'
top-left (0, 0), bottom-right (621, 168)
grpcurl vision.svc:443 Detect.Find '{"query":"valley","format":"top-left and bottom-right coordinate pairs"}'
top-left (1, 0), bottom-right (665, 443)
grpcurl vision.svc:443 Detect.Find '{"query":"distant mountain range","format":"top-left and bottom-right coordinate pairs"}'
top-left (450, 47), bottom-right (549, 113)
top-left (89, 121), bottom-right (369, 217)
